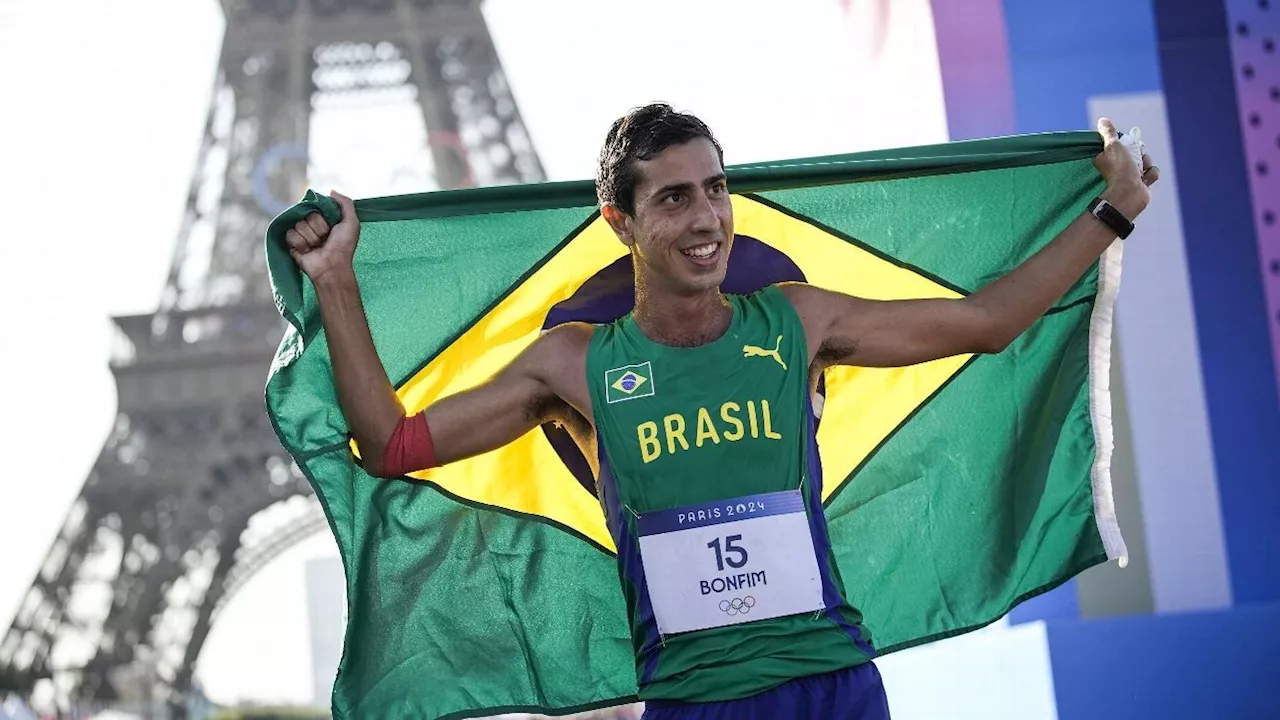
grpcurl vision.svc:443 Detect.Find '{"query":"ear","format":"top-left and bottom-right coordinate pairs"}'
top-left (601, 203), bottom-right (636, 247)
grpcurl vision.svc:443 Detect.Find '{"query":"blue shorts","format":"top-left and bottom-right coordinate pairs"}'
top-left (640, 661), bottom-right (891, 720)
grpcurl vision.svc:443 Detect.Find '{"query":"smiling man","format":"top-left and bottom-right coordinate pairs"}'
top-left (284, 103), bottom-right (1157, 719)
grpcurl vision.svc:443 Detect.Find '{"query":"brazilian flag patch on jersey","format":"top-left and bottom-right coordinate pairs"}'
top-left (605, 362), bottom-right (654, 404)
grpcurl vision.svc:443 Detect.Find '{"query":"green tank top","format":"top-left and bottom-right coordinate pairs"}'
top-left (586, 285), bottom-right (873, 703)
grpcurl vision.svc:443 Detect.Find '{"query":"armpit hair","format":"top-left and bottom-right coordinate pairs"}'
top-left (816, 337), bottom-right (859, 368)
top-left (525, 392), bottom-right (564, 425)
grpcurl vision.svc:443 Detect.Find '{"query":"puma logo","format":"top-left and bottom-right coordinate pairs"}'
top-left (742, 335), bottom-right (787, 370)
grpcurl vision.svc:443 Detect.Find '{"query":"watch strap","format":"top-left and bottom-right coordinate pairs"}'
top-left (1087, 196), bottom-right (1135, 239)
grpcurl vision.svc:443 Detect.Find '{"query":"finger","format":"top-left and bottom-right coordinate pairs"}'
top-left (330, 190), bottom-right (358, 225)
top-left (1143, 165), bottom-right (1160, 186)
top-left (285, 229), bottom-right (311, 255)
top-left (293, 219), bottom-right (321, 248)
top-left (1141, 152), bottom-right (1154, 172)
top-left (1097, 117), bottom-right (1119, 144)
top-left (303, 211), bottom-right (330, 240)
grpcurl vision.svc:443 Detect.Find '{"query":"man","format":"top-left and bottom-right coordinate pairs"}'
top-left (284, 104), bottom-right (1157, 719)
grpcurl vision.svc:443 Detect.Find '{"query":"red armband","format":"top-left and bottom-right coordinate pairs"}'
top-left (378, 411), bottom-right (438, 477)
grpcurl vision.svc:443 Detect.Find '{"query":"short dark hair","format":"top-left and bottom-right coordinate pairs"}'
top-left (596, 103), bottom-right (724, 216)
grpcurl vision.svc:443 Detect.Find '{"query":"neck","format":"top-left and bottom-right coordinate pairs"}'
top-left (633, 275), bottom-right (731, 348)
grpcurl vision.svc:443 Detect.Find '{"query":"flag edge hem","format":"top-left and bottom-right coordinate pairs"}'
top-left (1087, 240), bottom-right (1129, 566)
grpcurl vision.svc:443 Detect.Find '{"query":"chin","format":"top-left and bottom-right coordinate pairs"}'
top-left (683, 267), bottom-right (727, 293)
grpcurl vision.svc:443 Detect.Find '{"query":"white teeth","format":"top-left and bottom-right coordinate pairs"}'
top-left (681, 243), bottom-right (718, 259)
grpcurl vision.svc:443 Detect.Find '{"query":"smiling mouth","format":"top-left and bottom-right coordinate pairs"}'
top-left (680, 242), bottom-right (721, 262)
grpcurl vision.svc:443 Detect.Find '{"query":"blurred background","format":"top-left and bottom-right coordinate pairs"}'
top-left (0, 0), bottom-right (1275, 718)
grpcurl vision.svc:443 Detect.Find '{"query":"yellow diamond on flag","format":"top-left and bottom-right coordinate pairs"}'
top-left (611, 371), bottom-right (647, 395)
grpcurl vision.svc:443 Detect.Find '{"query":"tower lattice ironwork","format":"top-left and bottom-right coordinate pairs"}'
top-left (0, 0), bottom-right (542, 714)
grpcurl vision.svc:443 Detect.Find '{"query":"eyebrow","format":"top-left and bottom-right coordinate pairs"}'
top-left (650, 173), bottom-right (728, 201)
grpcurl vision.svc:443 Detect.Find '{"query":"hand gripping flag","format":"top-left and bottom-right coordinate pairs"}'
top-left (264, 132), bottom-right (1128, 719)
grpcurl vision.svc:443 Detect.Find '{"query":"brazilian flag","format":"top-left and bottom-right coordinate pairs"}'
top-left (265, 132), bottom-right (1127, 719)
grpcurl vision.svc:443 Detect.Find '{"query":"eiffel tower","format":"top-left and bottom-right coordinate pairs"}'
top-left (0, 0), bottom-right (543, 714)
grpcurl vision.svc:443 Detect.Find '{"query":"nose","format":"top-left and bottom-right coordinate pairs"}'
top-left (689, 189), bottom-right (721, 235)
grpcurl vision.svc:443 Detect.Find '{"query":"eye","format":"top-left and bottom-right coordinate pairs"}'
top-left (663, 192), bottom-right (684, 205)
top-left (709, 181), bottom-right (727, 195)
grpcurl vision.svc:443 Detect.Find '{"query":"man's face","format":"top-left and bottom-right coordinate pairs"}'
top-left (605, 138), bottom-right (734, 296)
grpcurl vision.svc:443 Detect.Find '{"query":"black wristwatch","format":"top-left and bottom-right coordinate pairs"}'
top-left (1087, 196), bottom-right (1135, 239)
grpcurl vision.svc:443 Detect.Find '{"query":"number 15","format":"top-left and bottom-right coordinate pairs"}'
top-left (707, 535), bottom-right (748, 572)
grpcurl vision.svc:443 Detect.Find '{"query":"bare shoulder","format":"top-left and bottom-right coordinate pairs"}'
top-left (495, 322), bottom-right (593, 383)
top-left (529, 322), bottom-right (594, 366)
top-left (776, 282), bottom-right (838, 341)
top-left (776, 281), bottom-right (826, 317)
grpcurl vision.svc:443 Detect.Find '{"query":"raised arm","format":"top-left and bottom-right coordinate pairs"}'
top-left (286, 192), bottom-right (587, 477)
top-left (785, 118), bottom-right (1160, 371)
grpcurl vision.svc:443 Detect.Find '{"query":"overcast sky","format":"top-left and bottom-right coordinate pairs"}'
top-left (0, 0), bottom-right (949, 706)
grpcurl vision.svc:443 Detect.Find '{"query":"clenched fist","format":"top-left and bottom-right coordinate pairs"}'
top-left (1093, 117), bottom-right (1160, 218)
top-left (285, 190), bottom-right (360, 284)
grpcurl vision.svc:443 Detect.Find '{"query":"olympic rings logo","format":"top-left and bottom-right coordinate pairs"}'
top-left (718, 596), bottom-right (756, 616)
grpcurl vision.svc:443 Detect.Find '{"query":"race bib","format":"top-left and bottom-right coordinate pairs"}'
top-left (636, 489), bottom-right (826, 635)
